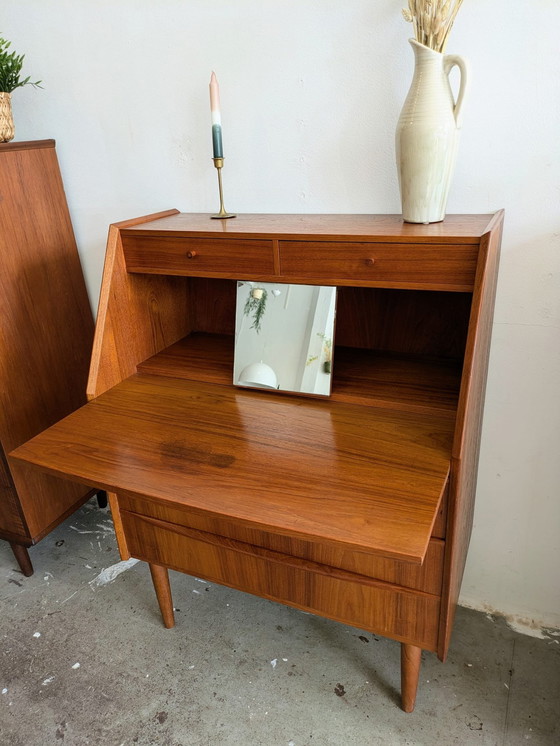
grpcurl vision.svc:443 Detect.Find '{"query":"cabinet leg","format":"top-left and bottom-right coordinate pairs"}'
top-left (401, 643), bottom-right (422, 713)
top-left (149, 563), bottom-right (175, 629)
top-left (10, 543), bottom-right (34, 577)
top-left (96, 490), bottom-right (108, 509)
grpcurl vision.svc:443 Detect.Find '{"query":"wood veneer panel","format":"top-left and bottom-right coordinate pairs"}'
top-left (13, 375), bottom-right (453, 564)
top-left (135, 334), bottom-right (460, 417)
top-left (0, 447), bottom-right (27, 539)
top-left (136, 333), bottom-right (234, 385)
top-left (438, 211), bottom-right (504, 660)
top-left (189, 278), bottom-right (236, 335)
top-left (332, 348), bottom-right (461, 415)
top-left (119, 494), bottom-right (445, 595)
top-left (122, 510), bottom-right (441, 651)
top-left (0, 140), bottom-right (96, 539)
top-left (122, 235), bottom-right (274, 277)
top-left (279, 241), bottom-right (478, 291)
top-left (0, 142), bottom-right (93, 452)
top-left (335, 287), bottom-right (472, 359)
top-left (87, 210), bottom-right (191, 399)
top-left (121, 213), bottom-right (496, 242)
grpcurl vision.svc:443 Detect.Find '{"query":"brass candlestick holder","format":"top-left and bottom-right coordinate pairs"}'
top-left (211, 157), bottom-right (236, 219)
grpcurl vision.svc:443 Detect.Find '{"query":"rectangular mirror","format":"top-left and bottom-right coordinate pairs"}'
top-left (234, 281), bottom-right (337, 397)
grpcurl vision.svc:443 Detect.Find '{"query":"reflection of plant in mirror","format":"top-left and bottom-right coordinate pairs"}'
top-left (243, 287), bottom-right (268, 333)
top-left (318, 333), bottom-right (332, 373)
top-left (306, 333), bottom-right (333, 371)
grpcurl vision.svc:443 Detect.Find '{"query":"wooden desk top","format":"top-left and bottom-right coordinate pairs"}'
top-left (120, 212), bottom-right (496, 243)
top-left (11, 374), bottom-right (453, 564)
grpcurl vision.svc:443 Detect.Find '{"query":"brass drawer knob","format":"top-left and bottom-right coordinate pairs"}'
top-left (186, 250), bottom-right (198, 259)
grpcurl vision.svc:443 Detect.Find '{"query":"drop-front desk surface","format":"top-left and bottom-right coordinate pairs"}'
top-left (11, 211), bottom-right (503, 712)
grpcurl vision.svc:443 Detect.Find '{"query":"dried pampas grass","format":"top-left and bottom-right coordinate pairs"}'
top-left (402, 0), bottom-right (464, 53)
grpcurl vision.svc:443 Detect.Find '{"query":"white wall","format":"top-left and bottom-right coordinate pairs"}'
top-left (4, 1), bottom-right (560, 630)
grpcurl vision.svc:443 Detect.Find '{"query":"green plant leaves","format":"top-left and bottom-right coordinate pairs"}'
top-left (0, 36), bottom-right (42, 93)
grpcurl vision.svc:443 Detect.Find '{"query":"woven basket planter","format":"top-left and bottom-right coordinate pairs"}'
top-left (0, 92), bottom-right (15, 142)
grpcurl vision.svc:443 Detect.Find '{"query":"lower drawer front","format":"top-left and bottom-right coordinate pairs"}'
top-left (120, 495), bottom-right (444, 594)
top-left (122, 510), bottom-right (440, 651)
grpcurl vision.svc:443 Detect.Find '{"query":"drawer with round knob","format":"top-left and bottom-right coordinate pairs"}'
top-left (122, 235), bottom-right (275, 277)
top-left (279, 241), bottom-right (478, 290)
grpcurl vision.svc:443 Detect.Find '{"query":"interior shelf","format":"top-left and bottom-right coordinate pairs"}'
top-left (136, 333), bottom-right (461, 416)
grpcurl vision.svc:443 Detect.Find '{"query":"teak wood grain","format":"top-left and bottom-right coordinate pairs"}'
top-left (12, 374), bottom-right (453, 564)
top-left (121, 212), bottom-right (495, 242)
top-left (11, 209), bottom-right (504, 710)
top-left (0, 140), bottom-right (97, 571)
top-left (87, 209), bottom-right (191, 399)
top-left (438, 211), bottom-right (504, 659)
top-left (118, 494), bottom-right (445, 595)
top-left (123, 510), bottom-right (441, 651)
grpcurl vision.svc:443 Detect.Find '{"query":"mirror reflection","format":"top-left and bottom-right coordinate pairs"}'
top-left (234, 281), bottom-right (337, 397)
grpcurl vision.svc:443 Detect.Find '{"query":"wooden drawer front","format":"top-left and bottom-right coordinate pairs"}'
top-left (122, 510), bottom-right (440, 651)
top-left (122, 235), bottom-right (275, 277)
top-left (120, 495), bottom-right (443, 595)
top-left (279, 241), bottom-right (478, 289)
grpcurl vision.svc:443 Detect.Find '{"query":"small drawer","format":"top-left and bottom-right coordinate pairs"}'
top-left (122, 235), bottom-right (275, 277)
top-left (279, 241), bottom-right (478, 289)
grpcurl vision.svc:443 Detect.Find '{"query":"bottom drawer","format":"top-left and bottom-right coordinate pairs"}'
top-left (120, 494), bottom-right (445, 595)
top-left (121, 510), bottom-right (441, 651)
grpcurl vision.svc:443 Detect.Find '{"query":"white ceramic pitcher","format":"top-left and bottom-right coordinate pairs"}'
top-left (396, 39), bottom-right (469, 224)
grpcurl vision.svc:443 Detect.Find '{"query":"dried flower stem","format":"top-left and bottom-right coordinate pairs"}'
top-left (401, 0), bottom-right (463, 53)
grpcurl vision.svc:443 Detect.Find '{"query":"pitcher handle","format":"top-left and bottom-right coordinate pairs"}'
top-left (443, 54), bottom-right (469, 129)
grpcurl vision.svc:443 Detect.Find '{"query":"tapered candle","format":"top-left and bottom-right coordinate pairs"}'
top-left (209, 71), bottom-right (223, 159)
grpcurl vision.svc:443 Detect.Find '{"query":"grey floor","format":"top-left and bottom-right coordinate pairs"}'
top-left (1, 499), bottom-right (558, 746)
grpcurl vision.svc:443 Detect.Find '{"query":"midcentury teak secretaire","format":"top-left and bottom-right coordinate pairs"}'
top-left (0, 140), bottom-right (104, 576)
top-left (12, 210), bottom-right (503, 711)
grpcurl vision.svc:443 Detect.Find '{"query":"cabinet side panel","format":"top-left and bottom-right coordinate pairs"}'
top-left (7, 462), bottom-right (93, 541)
top-left (0, 142), bottom-right (96, 539)
top-left (439, 212), bottom-right (504, 659)
top-left (0, 445), bottom-right (28, 540)
top-left (0, 143), bottom-right (94, 452)
top-left (87, 211), bottom-right (192, 399)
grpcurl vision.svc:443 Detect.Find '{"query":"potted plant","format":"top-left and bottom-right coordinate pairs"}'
top-left (0, 34), bottom-right (42, 142)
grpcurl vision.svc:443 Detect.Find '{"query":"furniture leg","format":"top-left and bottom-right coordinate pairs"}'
top-left (10, 542), bottom-right (33, 577)
top-left (148, 563), bottom-right (175, 629)
top-left (96, 490), bottom-right (108, 509)
top-left (401, 643), bottom-right (422, 712)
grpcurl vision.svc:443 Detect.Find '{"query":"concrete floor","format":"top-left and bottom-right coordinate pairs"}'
top-left (1, 499), bottom-right (558, 746)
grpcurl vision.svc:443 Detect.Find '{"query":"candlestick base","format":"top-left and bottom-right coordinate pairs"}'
top-left (211, 157), bottom-right (236, 220)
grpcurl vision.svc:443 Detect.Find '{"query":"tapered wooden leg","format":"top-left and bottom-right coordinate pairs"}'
top-left (401, 643), bottom-right (422, 713)
top-left (10, 543), bottom-right (34, 577)
top-left (149, 563), bottom-right (175, 629)
top-left (96, 490), bottom-right (108, 509)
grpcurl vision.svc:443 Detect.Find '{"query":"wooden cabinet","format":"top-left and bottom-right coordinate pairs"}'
top-left (12, 210), bottom-right (503, 711)
top-left (0, 140), bottom-right (101, 575)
